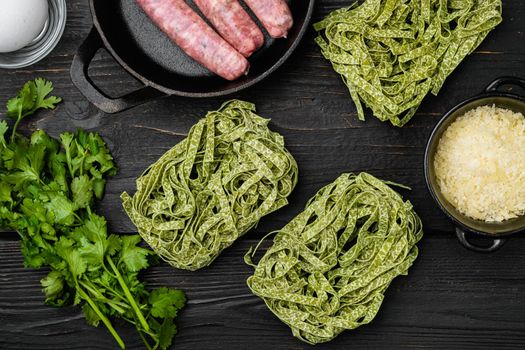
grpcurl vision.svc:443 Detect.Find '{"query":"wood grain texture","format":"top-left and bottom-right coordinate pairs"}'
top-left (0, 0), bottom-right (522, 235)
top-left (0, 0), bottom-right (525, 349)
top-left (1, 237), bottom-right (525, 350)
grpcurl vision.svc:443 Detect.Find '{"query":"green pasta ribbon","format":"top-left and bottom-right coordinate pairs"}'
top-left (314, 0), bottom-right (502, 126)
top-left (245, 172), bottom-right (423, 344)
top-left (122, 100), bottom-right (298, 271)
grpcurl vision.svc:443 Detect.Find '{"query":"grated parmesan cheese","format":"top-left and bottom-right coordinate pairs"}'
top-left (434, 105), bottom-right (525, 222)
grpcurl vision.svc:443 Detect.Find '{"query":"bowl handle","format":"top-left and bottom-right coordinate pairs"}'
top-left (70, 28), bottom-right (165, 114)
top-left (484, 76), bottom-right (525, 94)
top-left (456, 228), bottom-right (506, 253)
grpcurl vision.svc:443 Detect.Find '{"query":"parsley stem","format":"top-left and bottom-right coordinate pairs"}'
top-left (76, 283), bottom-right (126, 349)
top-left (121, 315), bottom-right (157, 340)
top-left (79, 280), bottom-right (128, 314)
top-left (73, 212), bottom-right (83, 224)
top-left (137, 329), bottom-right (154, 350)
top-left (64, 143), bottom-right (74, 179)
top-left (107, 256), bottom-right (151, 332)
top-left (97, 278), bottom-right (128, 303)
top-left (10, 109), bottom-right (37, 142)
top-left (10, 112), bottom-right (23, 143)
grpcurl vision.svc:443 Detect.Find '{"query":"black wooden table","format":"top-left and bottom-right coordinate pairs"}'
top-left (1, 1), bottom-right (525, 349)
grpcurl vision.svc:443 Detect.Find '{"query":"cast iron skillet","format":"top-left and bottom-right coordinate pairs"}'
top-left (425, 77), bottom-right (525, 253)
top-left (70, 0), bottom-right (315, 113)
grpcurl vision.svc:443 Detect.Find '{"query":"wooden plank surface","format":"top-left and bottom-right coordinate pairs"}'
top-left (2, 237), bottom-right (525, 350)
top-left (1, 0), bottom-right (525, 349)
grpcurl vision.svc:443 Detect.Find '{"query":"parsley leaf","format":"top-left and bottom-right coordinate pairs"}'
top-left (82, 303), bottom-right (102, 327)
top-left (55, 237), bottom-right (86, 278)
top-left (6, 80), bottom-right (36, 119)
top-left (34, 78), bottom-right (62, 110)
top-left (0, 181), bottom-right (12, 203)
top-left (157, 319), bottom-right (178, 350)
top-left (71, 175), bottom-right (93, 209)
top-left (0, 79), bottom-right (185, 350)
top-left (44, 192), bottom-right (76, 226)
top-left (0, 120), bottom-right (7, 148)
top-left (6, 78), bottom-right (61, 141)
top-left (119, 235), bottom-right (150, 272)
top-left (149, 287), bottom-right (186, 319)
top-left (41, 270), bottom-right (65, 303)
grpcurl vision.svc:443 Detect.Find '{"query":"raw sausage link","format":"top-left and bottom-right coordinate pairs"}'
top-left (193, 0), bottom-right (264, 57)
top-left (136, 0), bottom-right (249, 81)
top-left (243, 0), bottom-right (293, 39)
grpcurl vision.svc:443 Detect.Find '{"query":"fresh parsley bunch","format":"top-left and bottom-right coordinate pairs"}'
top-left (0, 79), bottom-right (185, 350)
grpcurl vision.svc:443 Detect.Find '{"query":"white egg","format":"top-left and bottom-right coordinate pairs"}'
top-left (0, 0), bottom-right (49, 53)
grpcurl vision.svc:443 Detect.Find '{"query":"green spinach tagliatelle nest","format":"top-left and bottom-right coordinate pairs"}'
top-left (245, 172), bottom-right (423, 344)
top-left (315, 0), bottom-right (502, 126)
top-left (122, 100), bottom-right (298, 271)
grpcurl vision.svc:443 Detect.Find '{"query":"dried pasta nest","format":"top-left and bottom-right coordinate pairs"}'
top-left (245, 172), bottom-right (423, 344)
top-left (314, 0), bottom-right (502, 126)
top-left (122, 100), bottom-right (298, 271)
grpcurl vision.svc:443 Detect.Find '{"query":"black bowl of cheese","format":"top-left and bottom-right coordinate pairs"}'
top-left (425, 77), bottom-right (525, 252)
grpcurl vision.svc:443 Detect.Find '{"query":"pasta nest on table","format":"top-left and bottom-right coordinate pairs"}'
top-left (246, 172), bottom-right (423, 344)
top-left (122, 100), bottom-right (298, 271)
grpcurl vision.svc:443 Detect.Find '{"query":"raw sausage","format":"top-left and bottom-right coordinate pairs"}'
top-left (193, 0), bottom-right (264, 57)
top-left (136, 0), bottom-right (249, 81)
top-left (243, 0), bottom-right (293, 39)
top-left (136, 0), bottom-right (249, 80)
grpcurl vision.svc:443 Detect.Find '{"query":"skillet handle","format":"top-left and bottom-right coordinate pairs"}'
top-left (456, 228), bottom-right (506, 253)
top-left (484, 76), bottom-right (525, 94)
top-left (70, 28), bottom-right (165, 114)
